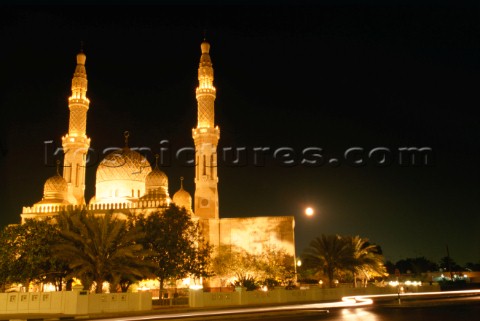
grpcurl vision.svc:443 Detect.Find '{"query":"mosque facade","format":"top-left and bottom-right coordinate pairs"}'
top-left (20, 41), bottom-right (295, 284)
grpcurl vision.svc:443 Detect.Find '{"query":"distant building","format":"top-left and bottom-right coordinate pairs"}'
top-left (20, 41), bottom-right (295, 287)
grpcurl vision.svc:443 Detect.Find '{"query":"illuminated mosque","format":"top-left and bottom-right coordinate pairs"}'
top-left (20, 41), bottom-right (295, 285)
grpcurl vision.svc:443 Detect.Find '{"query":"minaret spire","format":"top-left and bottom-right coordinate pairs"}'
top-left (61, 47), bottom-right (91, 205)
top-left (154, 154), bottom-right (160, 169)
top-left (192, 39), bottom-right (220, 220)
top-left (196, 40), bottom-right (216, 128)
top-left (56, 160), bottom-right (61, 176)
top-left (124, 131), bottom-right (130, 148)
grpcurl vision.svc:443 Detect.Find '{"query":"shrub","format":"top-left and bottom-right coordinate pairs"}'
top-left (233, 274), bottom-right (259, 291)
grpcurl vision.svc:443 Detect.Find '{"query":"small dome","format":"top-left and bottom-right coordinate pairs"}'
top-left (173, 189), bottom-right (191, 207)
top-left (145, 168), bottom-right (168, 193)
top-left (173, 177), bottom-right (192, 212)
top-left (44, 175), bottom-right (68, 195)
top-left (38, 173), bottom-right (68, 204)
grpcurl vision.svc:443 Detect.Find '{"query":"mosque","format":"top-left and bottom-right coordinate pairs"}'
top-left (20, 41), bottom-right (296, 285)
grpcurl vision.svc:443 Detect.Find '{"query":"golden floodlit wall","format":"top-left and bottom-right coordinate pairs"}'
top-left (218, 217), bottom-right (295, 256)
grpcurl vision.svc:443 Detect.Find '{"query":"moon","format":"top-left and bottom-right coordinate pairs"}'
top-left (305, 207), bottom-right (314, 216)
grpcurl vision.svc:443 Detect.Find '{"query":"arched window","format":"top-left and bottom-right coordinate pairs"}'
top-left (210, 154), bottom-right (214, 177)
top-left (196, 156), bottom-right (199, 176)
top-left (203, 155), bottom-right (206, 175)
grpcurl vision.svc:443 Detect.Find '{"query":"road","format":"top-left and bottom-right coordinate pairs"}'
top-left (87, 289), bottom-right (480, 321)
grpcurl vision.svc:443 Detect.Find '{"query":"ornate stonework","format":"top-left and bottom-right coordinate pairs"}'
top-left (61, 51), bottom-right (91, 205)
top-left (193, 41), bottom-right (220, 220)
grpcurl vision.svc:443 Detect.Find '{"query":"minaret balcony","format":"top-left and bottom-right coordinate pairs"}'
top-left (62, 134), bottom-right (91, 147)
top-left (196, 87), bottom-right (216, 94)
top-left (192, 127), bottom-right (220, 143)
top-left (68, 97), bottom-right (90, 106)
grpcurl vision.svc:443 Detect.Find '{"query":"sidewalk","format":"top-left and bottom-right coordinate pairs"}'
top-left (0, 300), bottom-right (330, 321)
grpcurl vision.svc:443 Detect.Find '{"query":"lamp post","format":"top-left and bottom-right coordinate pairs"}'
top-left (294, 206), bottom-right (316, 285)
top-left (295, 207), bottom-right (314, 284)
top-left (294, 258), bottom-right (302, 285)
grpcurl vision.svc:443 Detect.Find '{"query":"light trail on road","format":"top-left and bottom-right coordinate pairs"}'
top-left (89, 289), bottom-right (480, 321)
top-left (88, 303), bottom-right (330, 321)
top-left (344, 288), bottom-right (480, 302)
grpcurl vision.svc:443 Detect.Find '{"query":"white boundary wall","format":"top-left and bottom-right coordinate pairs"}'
top-left (0, 291), bottom-right (151, 315)
top-left (189, 285), bottom-right (441, 307)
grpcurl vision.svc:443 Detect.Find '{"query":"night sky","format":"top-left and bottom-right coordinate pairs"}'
top-left (1, 3), bottom-right (479, 265)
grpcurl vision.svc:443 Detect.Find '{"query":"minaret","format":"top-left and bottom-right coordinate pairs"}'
top-left (61, 49), bottom-right (91, 205)
top-left (192, 40), bottom-right (220, 219)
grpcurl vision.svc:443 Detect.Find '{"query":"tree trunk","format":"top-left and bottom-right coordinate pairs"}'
top-left (95, 279), bottom-right (104, 293)
top-left (362, 271), bottom-right (368, 287)
top-left (81, 277), bottom-right (92, 291)
top-left (25, 279), bottom-right (31, 292)
top-left (56, 279), bottom-right (61, 291)
top-left (66, 279), bottom-right (73, 291)
top-left (120, 281), bottom-right (131, 293)
top-left (327, 267), bottom-right (335, 288)
top-left (159, 277), bottom-right (165, 299)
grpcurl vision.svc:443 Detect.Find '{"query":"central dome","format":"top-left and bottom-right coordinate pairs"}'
top-left (94, 148), bottom-right (152, 204)
top-left (96, 148), bottom-right (151, 183)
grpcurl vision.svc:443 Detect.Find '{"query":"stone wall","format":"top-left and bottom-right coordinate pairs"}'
top-left (189, 285), bottom-right (441, 308)
top-left (0, 291), bottom-right (151, 315)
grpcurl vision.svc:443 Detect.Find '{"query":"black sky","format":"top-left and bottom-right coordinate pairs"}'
top-left (1, 3), bottom-right (479, 265)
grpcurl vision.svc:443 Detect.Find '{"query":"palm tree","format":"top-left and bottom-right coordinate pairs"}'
top-left (302, 234), bottom-right (351, 288)
top-left (345, 236), bottom-right (386, 287)
top-left (52, 210), bottom-right (154, 293)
